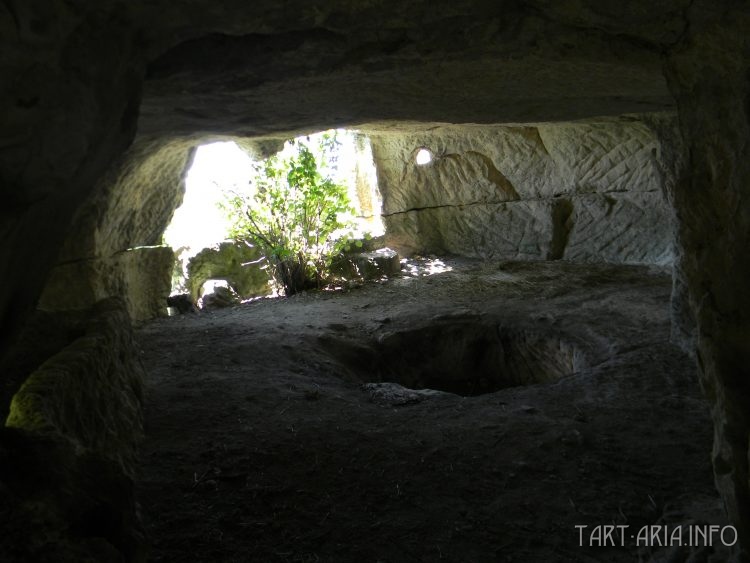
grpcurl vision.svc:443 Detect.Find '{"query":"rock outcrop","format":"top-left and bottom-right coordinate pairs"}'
top-left (186, 241), bottom-right (270, 302)
top-left (333, 248), bottom-right (402, 281)
top-left (200, 284), bottom-right (241, 310)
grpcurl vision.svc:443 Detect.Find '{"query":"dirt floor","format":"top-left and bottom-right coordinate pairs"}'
top-left (135, 258), bottom-right (729, 563)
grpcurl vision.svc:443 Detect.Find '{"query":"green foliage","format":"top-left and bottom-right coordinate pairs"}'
top-left (220, 133), bottom-right (356, 295)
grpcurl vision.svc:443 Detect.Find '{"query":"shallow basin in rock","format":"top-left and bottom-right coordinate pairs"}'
top-left (323, 320), bottom-right (585, 396)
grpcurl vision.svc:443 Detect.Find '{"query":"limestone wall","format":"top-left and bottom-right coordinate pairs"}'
top-left (372, 117), bottom-right (677, 265)
top-left (38, 246), bottom-right (174, 323)
top-left (665, 9), bottom-right (750, 549)
top-left (37, 138), bottom-right (196, 323)
top-left (2, 297), bottom-right (145, 559)
top-left (186, 241), bottom-right (270, 301)
top-left (6, 297), bottom-right (144, 476)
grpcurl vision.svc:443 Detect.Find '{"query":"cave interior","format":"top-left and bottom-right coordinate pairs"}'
top-left (1, 1), bottom-right (749, 561)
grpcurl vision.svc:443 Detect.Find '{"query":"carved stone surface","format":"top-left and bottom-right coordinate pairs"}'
top-left (372, 120), bottom-right (675, 264)
top-left (187, 242), bottom-right (270, 302)
top-left (1, 0), bottom-right (749, 558)
top-left (38, 246), bottom-right (175, 323)
top-left (2, 298), bottom-right (145, 560)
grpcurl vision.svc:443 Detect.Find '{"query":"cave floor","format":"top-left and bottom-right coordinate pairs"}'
top-left (135, 259), bottom-right (724, 563)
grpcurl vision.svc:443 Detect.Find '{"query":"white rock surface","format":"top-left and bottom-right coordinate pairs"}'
top-left (372, 117), bottom-right (676, 264)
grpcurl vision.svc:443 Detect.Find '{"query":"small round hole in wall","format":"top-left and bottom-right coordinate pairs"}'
top-left (415, 148), bottom-right (432, 165)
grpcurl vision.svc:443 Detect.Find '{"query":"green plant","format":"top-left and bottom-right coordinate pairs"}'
top-left (221, 133), bottom-right (356, 296)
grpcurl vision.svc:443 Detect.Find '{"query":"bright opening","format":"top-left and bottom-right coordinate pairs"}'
top-left (163, 130), bottom-right (384, 295)
top-left (416, 148), bottom-right (432, 165)
top-left (163, 142), bottom-right (253, 256)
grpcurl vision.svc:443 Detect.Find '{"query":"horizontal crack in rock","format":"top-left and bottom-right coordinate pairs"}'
top-left (382, 189), bottom-right (660, 217)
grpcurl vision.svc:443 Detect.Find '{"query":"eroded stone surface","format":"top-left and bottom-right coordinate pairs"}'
top-left (56, 138), bottom-right (197, 261)
top-left (38, 246), bottom-right (174, 323)
top-left (373, 119), bottom-right (675, 263)
top-left (6, 298), bottom-right (144, 476)
top-left (665, 6), bottom-right (750, 551)
top-left (35, 138), bottom-right (196, 322)
top-left (2, 297), bottom-right (145, 560)
top-left (0, 0), bottom-right (681, 355)
top-left (199, 284), bottom-right (241, 310)
top-left (187, 241), bottom-right (269, 302)
top-left (334, 248), bottom-right (402, 281)
top-left (0, 3), bottom-right (144, 356)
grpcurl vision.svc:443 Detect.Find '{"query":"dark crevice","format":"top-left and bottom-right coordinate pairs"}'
top-left (382, 189), bottom-right (660, 217)
top-left (548, 198), bottom-right (574, 260)
top-left (382, 199), bottom-right (517, 217)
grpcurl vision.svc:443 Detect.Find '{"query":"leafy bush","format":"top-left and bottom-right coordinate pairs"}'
top-left (221, 133), bottom-right (356, 295)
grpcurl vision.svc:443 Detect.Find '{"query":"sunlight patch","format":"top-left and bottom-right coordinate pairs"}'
top-left (401, 257), bottom-right (453, 277)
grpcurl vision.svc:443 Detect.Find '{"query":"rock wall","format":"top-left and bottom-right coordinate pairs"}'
top-left (665, 5), bottom-right (750, 552)
top-left (2, 297), bottom-right (145, 560)
top-left (39, 246), bottom-right (174, 323)
top-left (55, 138), bottom-right (196, 261)
top-left (6, 298), bottom-right (144, 475)
top-left (37, 138), bottom-right (196, 323)
top-left (372, 118), bottom-right (677, 264)
top-left (186, 242), bottom-right (270, 302)
top-left (0, 2), bottom-right (149, 366)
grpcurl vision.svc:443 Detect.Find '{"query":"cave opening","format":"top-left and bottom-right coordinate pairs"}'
top-left (163, 140), bottom-right (256, 294)
top-left (163, 129), bottom-right (386, 304)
